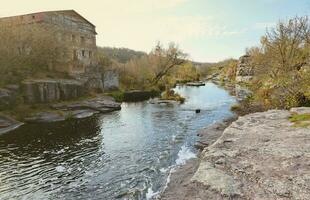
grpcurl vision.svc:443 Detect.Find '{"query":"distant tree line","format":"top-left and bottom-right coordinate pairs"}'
top-left (98, 42), bottom-right (200, 91)
top-left (97, 47), bottom-right (147, 64)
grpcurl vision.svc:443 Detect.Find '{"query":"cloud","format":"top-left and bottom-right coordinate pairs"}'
top-left (98, 14), bottom-right (246, 54)
top-left (254, 22), bottom-right (276, 30)
top-left (151, 0), bottom-right (188, 8)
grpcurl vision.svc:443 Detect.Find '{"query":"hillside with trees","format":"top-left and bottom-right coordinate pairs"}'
top-left (97, 47), bottom-right (147, 64)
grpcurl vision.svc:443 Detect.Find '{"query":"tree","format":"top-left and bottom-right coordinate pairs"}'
top-left (245, 16), bottom-right (310, 108)
top-left (262, 16), bottom-right (310, 77)
top-left (149, 42), bottom-right (187, 85)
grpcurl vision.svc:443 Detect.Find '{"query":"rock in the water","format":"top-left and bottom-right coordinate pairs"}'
top-left (0, 115), bottom-right (23, 135)
top-left (25, 112), bottom-right (66, 123)
top-left (149, 98), bottom-right (180, 105)
top-left (70, 109), bottom-right (100, 119)
top-left (26, 96), bottom-right (121, 123)
top-left (186, 82), bottom-right (206, 87)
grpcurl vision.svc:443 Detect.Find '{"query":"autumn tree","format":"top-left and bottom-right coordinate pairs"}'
top-left (260, 16), bottom-right (310, 77)
top-left (246, 16), bottom-right (310, 108)
top-left (149, 42), bottom-right (187, 86)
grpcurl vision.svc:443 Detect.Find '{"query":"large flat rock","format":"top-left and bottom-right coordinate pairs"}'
top-left (26, 96), bottom-right (121, 123)
top-left (191, 108), bottom-right (310, 199)
top-left (160, 108), bottom-right (310, 200)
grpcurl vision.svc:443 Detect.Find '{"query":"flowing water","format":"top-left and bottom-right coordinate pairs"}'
top-left (0, 82), bottom-right (236, 200)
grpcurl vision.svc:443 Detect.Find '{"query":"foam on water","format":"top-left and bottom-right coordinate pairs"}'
top-left (175, 145), bottom-right (196, 166)
top-left (55, 166), bottom-right (66, 173)
top-left (146, 187), bottom-right (159, 200)
top-left (150, 145), bottom-right (196, 199)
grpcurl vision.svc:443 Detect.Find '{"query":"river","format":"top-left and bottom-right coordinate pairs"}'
top-left (0, 82), bottom-right (236, 200)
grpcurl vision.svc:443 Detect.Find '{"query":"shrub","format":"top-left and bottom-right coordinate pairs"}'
top-left (161, 90), bottom-right (185, 103)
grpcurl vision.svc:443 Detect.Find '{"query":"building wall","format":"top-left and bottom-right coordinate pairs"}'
top-left (0, 10), bottom-right (97, 75)
top-left (42, 11), bottom-right (97, 75)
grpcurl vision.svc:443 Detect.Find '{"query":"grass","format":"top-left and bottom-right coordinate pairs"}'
top-left (289, 113), bottom-right (310, 128)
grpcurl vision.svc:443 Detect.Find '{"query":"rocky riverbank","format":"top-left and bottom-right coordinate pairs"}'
top-left (159, 107), bottom-right (310, 200)
top-left (0, 95), bottom-right (121, 135)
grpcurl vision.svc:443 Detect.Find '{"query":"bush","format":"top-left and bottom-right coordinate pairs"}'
top-left (107, 91), bottom-right (125, 102)
top-left (161, 90), bottom-right (185, 103)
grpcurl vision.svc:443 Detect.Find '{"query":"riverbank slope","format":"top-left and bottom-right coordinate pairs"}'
top-left (160, 107), bottom-right (310, 199)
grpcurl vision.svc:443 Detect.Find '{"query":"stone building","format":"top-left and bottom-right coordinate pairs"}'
top-left (0, 10), bottom-right (97, 75)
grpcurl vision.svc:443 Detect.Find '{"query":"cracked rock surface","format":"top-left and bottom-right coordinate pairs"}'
top-left (160, 108), bottom-right (310, 200)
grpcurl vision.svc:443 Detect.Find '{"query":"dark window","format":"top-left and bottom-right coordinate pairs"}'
top-left (32, 15), bottom-right (35, 19)
top-left (72, 34), bottom-right (76, 42)
top-left (81, 36), bottom-right (85, 44)
top-left (73, 50), bottom-right (77, 60)
top-left (82, 50), bottom-right (85, 57)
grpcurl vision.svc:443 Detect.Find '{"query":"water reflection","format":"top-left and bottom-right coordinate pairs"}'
top-left (0, 82), bottom-right (236, 200)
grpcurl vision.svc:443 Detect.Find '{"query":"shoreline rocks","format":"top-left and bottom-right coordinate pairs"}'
top-left (25, 96), bottom-right (121, 123)
top-left (0, 115), bottom-right (24, 135)
top-left (0, 95), bottom-right (121, 134)
top-left (22, 79), bottom-right (86, 104)
top-left (161, 107), bottom-right (310, 200)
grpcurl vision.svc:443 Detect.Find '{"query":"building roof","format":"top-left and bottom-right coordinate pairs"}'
top-left (0, 10), bottom-right (96, 28)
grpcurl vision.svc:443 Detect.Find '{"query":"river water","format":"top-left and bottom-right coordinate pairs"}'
top-left (0, 82), bottom-right (236, 200)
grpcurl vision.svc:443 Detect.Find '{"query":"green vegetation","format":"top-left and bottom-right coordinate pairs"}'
top-left (107, 91), bottom-right (125, 102)
top-left (161, 90), bottom-right (185, 103)
top-left (99, 42), bottom-right (200, 93)
top-left (289, 113), bottom-right (310, 128)
top-left (200, 59), bottom-right (238, 83)
top-left (230, 104), bottom-right (241, 112)
top-left (245, 16), bottom-right (310, 109)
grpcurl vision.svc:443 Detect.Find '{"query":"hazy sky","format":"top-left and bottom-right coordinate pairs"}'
top-left (0, 0), bottom-right (309, 62)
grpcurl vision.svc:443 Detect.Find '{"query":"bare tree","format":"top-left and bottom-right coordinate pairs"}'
top-left (149, 42), bottom-right (187, 85)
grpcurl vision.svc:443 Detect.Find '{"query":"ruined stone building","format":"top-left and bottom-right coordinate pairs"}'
top-left (0, 10), bottom-right (97, 75)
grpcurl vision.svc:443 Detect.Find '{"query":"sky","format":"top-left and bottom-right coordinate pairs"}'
top-left (0, 0), bottom-right (309, 62)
